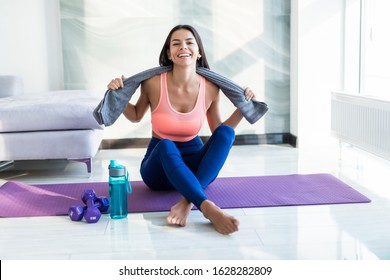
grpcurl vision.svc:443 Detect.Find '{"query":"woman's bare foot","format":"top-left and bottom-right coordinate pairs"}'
top-left (200, 200), bottom-right (240, 234)
top-left (166, 198), bottom-right (193, 226)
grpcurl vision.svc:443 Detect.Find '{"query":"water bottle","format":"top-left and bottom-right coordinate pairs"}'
top-left (108, 160), bottom-right (132, 219)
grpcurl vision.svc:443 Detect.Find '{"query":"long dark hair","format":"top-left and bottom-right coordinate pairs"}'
top-left (159, 24), bottom-right (210, 69)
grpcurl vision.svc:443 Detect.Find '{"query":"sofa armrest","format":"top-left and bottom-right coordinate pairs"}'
top-left (0, 76), bottom-right (23, 98)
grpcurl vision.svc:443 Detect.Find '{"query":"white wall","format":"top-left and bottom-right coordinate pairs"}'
top-left (0, 0), bottom-right (63, 93)
top-left (290, 0), bottom-right (345, 148)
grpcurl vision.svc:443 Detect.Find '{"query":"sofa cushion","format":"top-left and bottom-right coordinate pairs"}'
top-left (0, 90), bottom-right (103, 132)
top-left (0, 129), bottom-right (104, 161)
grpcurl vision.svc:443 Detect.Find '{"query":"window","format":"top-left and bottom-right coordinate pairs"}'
top-left (360, 0), bottom-right (390, 98)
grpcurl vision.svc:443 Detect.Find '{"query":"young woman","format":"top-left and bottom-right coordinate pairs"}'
top-left (108, 25), bottom-right (255, 234)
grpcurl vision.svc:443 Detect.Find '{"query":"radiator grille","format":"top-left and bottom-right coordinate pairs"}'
top-left (331, 92), bottom-right (390, 161)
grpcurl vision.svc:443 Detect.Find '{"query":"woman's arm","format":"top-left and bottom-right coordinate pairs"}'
top-left (122, 90), bottom-right (150, 123)
top-left (107, 75), bottom-right (150, 123)
top-left (206, 85), bottom-right (255, 132)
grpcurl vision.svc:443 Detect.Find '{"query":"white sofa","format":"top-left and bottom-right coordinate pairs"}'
top-left (0, 76), bottom-right (104, 173)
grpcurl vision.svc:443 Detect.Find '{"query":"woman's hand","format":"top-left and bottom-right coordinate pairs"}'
top-left (244, 86), bottom-right (256, 101)
top-left (221, 86), bottom-right (256, 129)
top-left (107, 75), bottom-right (125, 90)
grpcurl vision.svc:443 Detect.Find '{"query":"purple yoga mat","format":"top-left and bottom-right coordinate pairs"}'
top-left (0, 173), bottom-right (370, 218)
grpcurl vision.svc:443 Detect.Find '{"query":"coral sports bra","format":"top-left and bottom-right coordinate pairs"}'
top-left (151, 72), bottom-right (206, 142)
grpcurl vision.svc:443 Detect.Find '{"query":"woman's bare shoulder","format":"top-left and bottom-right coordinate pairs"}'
top-left (205, 79), bottom-right (220, 97)
top-left (143, 74), bottom-right (160, 86)
top-left (141, 74), bottom-right (160, 92)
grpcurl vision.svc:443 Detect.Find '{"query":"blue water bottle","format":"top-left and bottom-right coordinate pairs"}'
top-left (108, 160), bottom-right (132, 219)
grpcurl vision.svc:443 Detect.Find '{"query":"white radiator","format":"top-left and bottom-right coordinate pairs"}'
top-left (331, 92), bottom-right (390, 161)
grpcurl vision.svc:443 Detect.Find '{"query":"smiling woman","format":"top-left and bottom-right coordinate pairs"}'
top-left (159, 24), bottom-right (210, 69)
top-left (106, 24), bottom-right (261, 234)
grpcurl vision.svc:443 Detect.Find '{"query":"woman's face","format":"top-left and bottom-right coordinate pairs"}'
top-left (168, 29), bottom-right (201, 67)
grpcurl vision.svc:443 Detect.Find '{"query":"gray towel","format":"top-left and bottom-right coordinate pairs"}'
top-left (93, 66), bottom-right (268, 126)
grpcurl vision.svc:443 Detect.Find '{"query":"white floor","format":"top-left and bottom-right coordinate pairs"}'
top-left (1, 143), bottom-right (390, 260)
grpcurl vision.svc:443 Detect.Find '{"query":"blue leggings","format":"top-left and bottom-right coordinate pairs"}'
top-left (140, 124), bottom-right (235, 209)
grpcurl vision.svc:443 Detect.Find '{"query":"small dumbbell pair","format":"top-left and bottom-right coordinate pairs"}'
top-left (68, 189), bottom-right (109, 223)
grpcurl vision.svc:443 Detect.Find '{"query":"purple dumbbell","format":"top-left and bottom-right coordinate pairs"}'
top-left (68, 198), bottom-right (109, 222)
top-left (83, 192), bottom-right (101, 223)
top-left (95, 197), bottom-right (110, 212)
top-left (68, 189), bottom-right (109, 223)
top-left (68, 205), bottom-right (85, 221)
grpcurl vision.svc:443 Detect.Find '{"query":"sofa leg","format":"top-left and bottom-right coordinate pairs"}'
top-left (70, 158), bottom-right (92, 173)
top-left (0, 160), bottom-right (14, 172)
